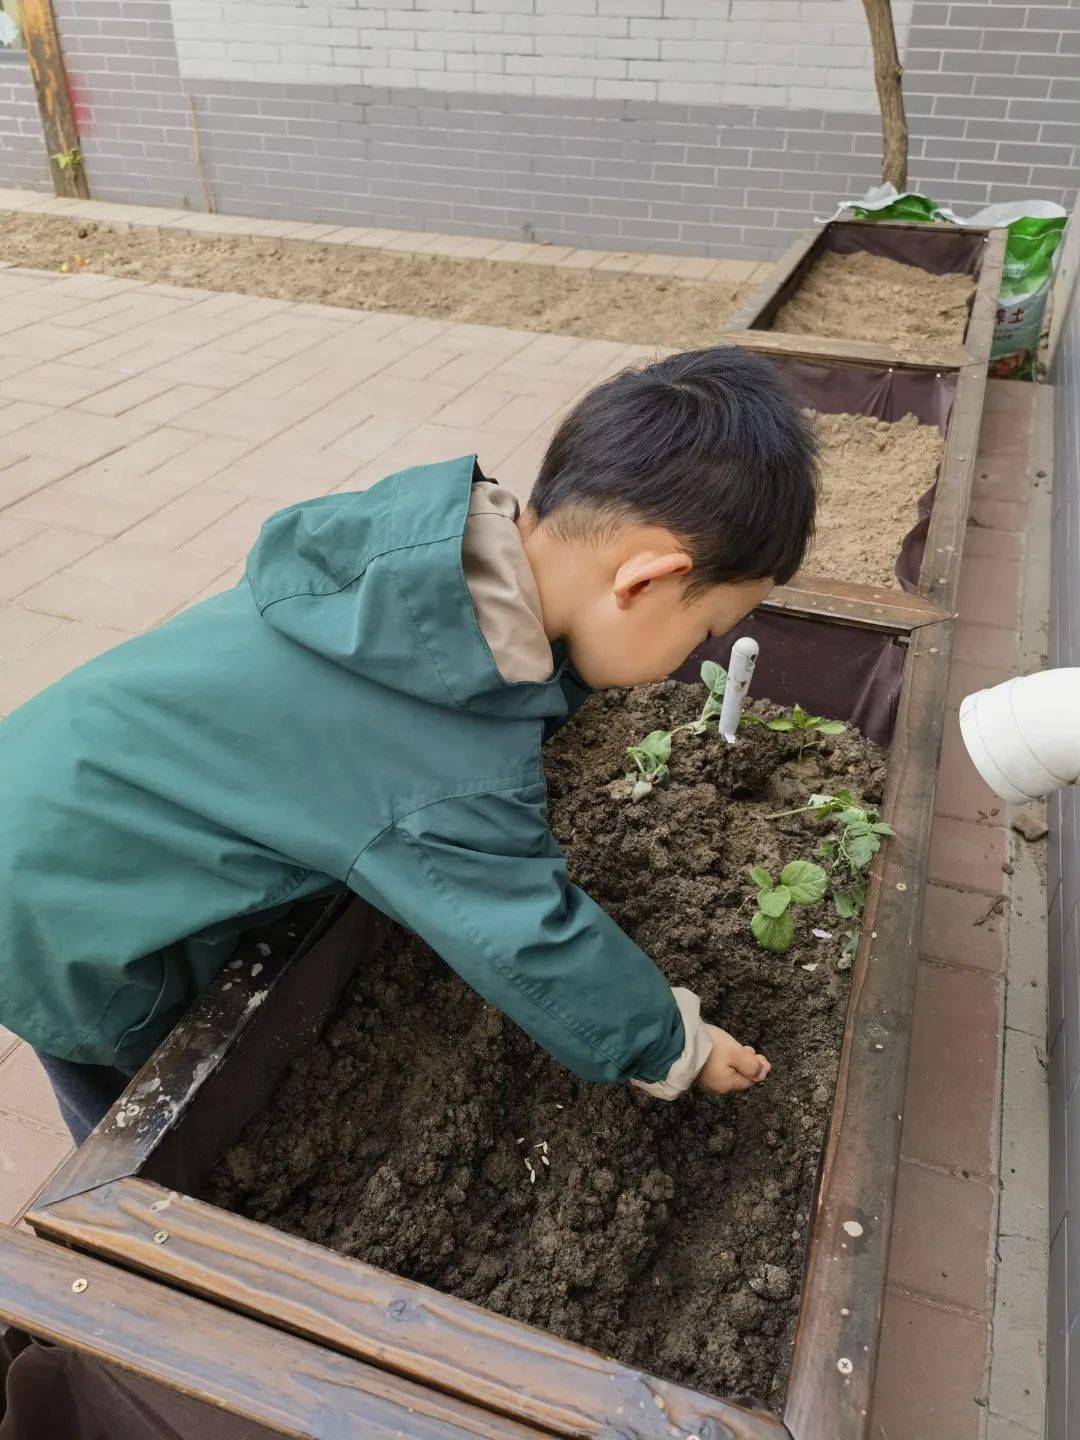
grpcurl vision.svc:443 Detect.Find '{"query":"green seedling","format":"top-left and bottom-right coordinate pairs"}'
top-left (749, 860), bottom-right (828, 954)
top-left (626, 730), bottom-right (672, 800)
top-left (625, 661), bottom-right (727, 799)
top-left (743, 702), bottom-right (847, 760)
top-left (52, 147), bottom-right (83, 174)
top-left (767, 789), bottom-right (895, 960)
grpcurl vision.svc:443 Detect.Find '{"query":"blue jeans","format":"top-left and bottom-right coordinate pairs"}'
top-left (33, 1051), bottom-right (133, 1146)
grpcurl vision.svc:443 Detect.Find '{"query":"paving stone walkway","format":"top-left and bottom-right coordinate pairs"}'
top-left (0, 263), bottom-right (1049, 1435)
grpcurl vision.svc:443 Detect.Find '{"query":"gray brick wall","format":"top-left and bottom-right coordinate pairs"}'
top-left (1048, 264), bottom-right (1080, 1440)
top-left (8, 0), bottom-right (1079, 257)
top-left (0, 52), bottom-right (52, 193)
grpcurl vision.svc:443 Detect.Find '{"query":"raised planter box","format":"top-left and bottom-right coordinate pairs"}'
top-left (724, 219), bottom-right (1007, 372)
top-left (25, 599), bottom-right (952, 1440)
top-left (748, 344), bottom-right (988, 631)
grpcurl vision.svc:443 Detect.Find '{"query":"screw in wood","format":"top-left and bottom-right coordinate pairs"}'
top-left (153, 1230), bottom-right (169, 1244)
top-left (71, 1279), bottom-right (88, 1293)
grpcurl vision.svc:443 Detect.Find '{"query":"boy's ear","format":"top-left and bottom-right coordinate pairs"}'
top-left (613, 550), bottom-right (693, 610)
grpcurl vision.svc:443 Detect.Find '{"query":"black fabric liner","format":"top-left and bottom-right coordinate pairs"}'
top-left (676, 613), bottom-right (906, 750)
top-left (821, 220), bottom-right (988, 278)
top-left (1, 1332), bottom-right (275, 1440)
top-left (759, 353), bottom-right (958, 601)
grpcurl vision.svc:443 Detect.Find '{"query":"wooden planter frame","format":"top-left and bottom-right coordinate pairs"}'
top-left (733, 217), bottom-right (1004, 632)
top-left (723, 217), bottom-right (1007, 372)
top-left (11, 220), bottom-right (999, 1440)
top-left (23, 613), bottom-right (953, 1440)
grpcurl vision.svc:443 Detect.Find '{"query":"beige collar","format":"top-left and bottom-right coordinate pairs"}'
top-left (461, 482), bottom-right (553, 685)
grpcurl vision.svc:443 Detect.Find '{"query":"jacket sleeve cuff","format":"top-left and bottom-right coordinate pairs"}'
top-left (630, 988), bottom-right (713, 1100)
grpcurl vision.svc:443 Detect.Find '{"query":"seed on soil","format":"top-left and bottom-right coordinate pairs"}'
top-left (256, 942), bottom-right (272, 957)
top-left (541, 1155), bottom-right (550, 1166)
top-left (802, 962), bottom-right (818, 972)
top-left (524, 1158), bottom-right (536, 1183)
top-left (251, 963), bottom-right (263, 977)
top-left (555, 1102), bottom-right (564, 1109)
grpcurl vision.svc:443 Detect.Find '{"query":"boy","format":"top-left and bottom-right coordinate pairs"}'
top-left (0, 345), bottom-right (817, 1144)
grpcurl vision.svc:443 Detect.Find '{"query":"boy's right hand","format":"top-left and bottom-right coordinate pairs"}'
top-left (694, 1024), bottom-right (771, 1094)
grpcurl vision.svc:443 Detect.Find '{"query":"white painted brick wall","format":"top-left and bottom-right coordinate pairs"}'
top-left (171, 0), bottom-right (913, 107)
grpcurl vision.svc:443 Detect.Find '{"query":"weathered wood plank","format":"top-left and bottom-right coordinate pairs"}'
top-left (0, 1224), bottom-right (551, 1440)
top-left (715, 326), bottom-right (972, 373)
top-left (723, 227), bottom-right (820, 333)
top-left (31, 1177), bottom-right (788, 1440)
top-left (19, 0), bottom-right (89, 199)
top-left (763, 577), bottom-right (946, 634)
top-left (917, 361), bottom-right (988, 614)
top-left (782, 622), bottom-right (953, 1440)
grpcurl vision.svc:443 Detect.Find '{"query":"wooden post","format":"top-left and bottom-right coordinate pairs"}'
top-left (861, 0), bottom-right (909, 191)
top-left (19, 0), bottom-right (90, 199)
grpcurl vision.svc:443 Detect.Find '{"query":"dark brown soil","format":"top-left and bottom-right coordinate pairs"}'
top-left (204, 681), bottom-right (886, 1408)
top-left (0, 213), bottom-right (756, 350)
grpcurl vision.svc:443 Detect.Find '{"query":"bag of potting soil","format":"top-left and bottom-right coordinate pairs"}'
top-left (960, 201), bottom-right (1068, 380)
top-left (822, 182), bottom-right (953, 225)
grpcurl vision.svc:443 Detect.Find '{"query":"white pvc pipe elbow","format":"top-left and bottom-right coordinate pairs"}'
top-left (959, 668), bottom-right (1080, 804)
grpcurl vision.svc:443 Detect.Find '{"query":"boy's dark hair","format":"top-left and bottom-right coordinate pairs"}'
top-left (528, 345), bottom-right (818, 592)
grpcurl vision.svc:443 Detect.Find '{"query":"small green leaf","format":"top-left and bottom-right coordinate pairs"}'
top-left (752, 908), bottom-right (796, 953)
top-left (740, 713), bottom-right (765, 727)
top-left (792, 703), bottom-right (807, 726)
top-left (700, 660), bottom-right (727, 695)
top-left (846, 834), bottom-right (879, 869)
top-left (832, 887), bottom-right (864, 919)
top-left (809, 789), bottom-right (857, 814)
top-left (780, 860), bottom-right (828, 905)
top-left (841, 929), bottom-right (861, 965)
top-left (836, 808), bottom-right (868, 826)
top-left (817, 720), bottom-right (847, 736)
top-left (640, 730), bottom-right (672, 762)
top-left (758, 885), bottom-right (792, 918)
top-left (871, 821), bottom-right (895, 837)
top-left (768, 719), bottom-right (796, 732)
top-left (749, 866), bottom-right (773, 891)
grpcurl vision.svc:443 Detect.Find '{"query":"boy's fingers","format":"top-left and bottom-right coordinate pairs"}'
top-left (756, 1055), bottom-right (772, 1079)
top-left (732, 1043), bottom-right (764, 1080)
top-left (724, 1070), bottom-right (756, 1092)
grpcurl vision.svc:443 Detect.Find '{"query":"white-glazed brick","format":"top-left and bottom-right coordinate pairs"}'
top-left (532, 74), bottom-right (596, 96)
top-left (171, 0), bottom-right (888, 106)
top-left (599, 0), bottom-right (661, 15)
top-left (719, 82), bottom-right (787, 105)
top-left (596, 77), bottom-right (657, 97)
top-left (731, 0), bottom-right (799, 19)
top-left (655, 79), bottom-right (723, 102)
top-left (658, 38), bottom-right (728, 61)
top-left (629, 17), bottom-right (693, 38)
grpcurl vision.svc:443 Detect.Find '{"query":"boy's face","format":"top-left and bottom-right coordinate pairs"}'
top-left (566, 570), bottom-right (773, 690)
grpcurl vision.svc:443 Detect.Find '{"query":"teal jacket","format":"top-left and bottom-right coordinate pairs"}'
top-left (0, 455), bottom-right (687, 1084)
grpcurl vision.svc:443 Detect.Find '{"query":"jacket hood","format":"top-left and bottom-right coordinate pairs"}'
top-left (244, 454), bottom-right (567, 722)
